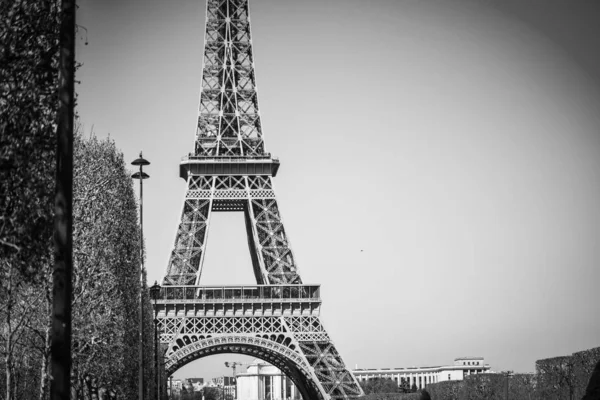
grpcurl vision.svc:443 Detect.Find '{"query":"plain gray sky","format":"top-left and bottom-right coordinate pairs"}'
top-left (75, 0), bottom-right (600, 380)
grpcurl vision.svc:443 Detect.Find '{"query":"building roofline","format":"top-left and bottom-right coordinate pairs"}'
top-left (353, 365), bottom-right (491, 373)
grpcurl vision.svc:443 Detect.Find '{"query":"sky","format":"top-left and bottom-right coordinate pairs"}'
top-left (75, 0), bottom-right (600, 380)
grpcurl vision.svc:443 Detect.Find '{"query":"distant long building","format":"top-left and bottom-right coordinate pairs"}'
top-left (352, 357), bottom-right (491, 390)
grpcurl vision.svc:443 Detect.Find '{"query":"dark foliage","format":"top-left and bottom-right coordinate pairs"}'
top-left (399, 377), bottom-right (411, 393)
top-left (536, 356), bottom-right (576, 399)
top-left (70, 135), bottom-right (150, 399)
top-left (459, 373), bottom-right (505, 400)
top-left (426, 380), bottom-right (461, 400)
top-left (1, 132), bottom-right (152, 399)
top-left (0, 0), bottom-right (59, 280)
top-left (1, 2), bottom-right (60, 399)
top-left (360, 377), bottom-right (401, 394)
top-left (507, 373), bottom-right (537, 400)
top-left (427, 347), bottom-right (600, 400)
top-left (361, 393), bottom-right (421, 400)
top-left (573, 347), bottom-right (600, 399)
top-left (582, 358), bottom-right (600, 400)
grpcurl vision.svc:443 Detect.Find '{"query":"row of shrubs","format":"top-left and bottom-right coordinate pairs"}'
top-left (425, 346), bottom-right (600, 400)
top-left (361, 393), bottom-right (424, 400)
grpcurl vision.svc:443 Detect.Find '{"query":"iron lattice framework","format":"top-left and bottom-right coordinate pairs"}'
top-left (157, 1), bottom-right (363, 399)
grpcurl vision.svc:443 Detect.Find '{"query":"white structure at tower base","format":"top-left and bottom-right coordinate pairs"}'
top-left (236, 359), bottom-right (301, 400)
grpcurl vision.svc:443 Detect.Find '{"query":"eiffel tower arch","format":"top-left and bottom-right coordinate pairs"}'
top-left (154, 1), bottom-right (364, 399)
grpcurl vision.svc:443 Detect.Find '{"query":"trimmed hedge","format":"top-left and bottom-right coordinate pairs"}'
top-left (459, 373), bottom-right (505, 400)
top-left (536, 356), bottom-right (574, 399)
top-left (507, 373), bottom-right (537, 400)
top-left (427, 381), bottom-right (461, 400)
top-left (536, 347), bottom-right (600, 399)
top-left (573, 347), bottom-right (600, 399)
top-left (361, 393), bottom-right (422, 400)
top-left (426, 346), bottom-right (599, 400)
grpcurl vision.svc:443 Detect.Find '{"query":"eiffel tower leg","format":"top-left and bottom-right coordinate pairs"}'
top-left (282, 317), bottom-right (364, 400)
top-left (244, 176), bottom-right (302, 285)
top-left (163, 176), bottom-right (213, 285)
top-left (244, 200), bottom-right (267, 284)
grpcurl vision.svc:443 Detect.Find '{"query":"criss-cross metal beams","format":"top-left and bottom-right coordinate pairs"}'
top-left (154, 287), bottom-right (363, 399)
top-left (197, 0), bottom-right (264, 157)
top-left (248, 195), bottom-right (301, 284)
top-left (300, 342), bottom-right (363, 399)
top-left (162, 175), bottom-right (301, 285)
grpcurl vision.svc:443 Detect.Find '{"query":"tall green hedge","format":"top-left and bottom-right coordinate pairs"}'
top-left (507, 373), bottom-right (537, 400)
top-left (427, 380), bottom-right (461, 400)
top-left (425, 346), bottom-right (600, 400)
top-left (573, 347), bottom-right (600, 399)
top-left (535, 348), bottom-right (600, 399)
top-left (459, 373), bottom-right (505, 400)
top-left (361, 393), bottom-right (422, 400)
top-left (536, 356), bottom-right (574, 399)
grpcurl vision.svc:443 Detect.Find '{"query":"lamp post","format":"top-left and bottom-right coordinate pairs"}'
top-left (51, 2), bottom-right (75, 399)
top-left (169, 376), bottom-right (173, 400)
top-left (503, 370), bottom-right (513, 400)
top-left (150, 281), bottom-right (161, 400)
top-left (224, 362), bottom-right (240, 400)
top-left (222, 377), bottom-right (225, 400)
top-left (132, 152), bottom-right (150, 400)
top-left (158, 351), bottom-right (167, 400)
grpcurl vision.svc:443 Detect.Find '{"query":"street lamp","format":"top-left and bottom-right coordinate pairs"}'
top-left (224, 362), bottom-right (240, 400)
top-left (503, 370), bottom-right (514, 400)
top-left (132, 152), bottom-right (150, 400)
top-left (150, 281), bottom-right (162, 400)
top-left (158, 349), bottom-right (167, 400)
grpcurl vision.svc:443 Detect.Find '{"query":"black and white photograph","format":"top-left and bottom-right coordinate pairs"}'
top-left (2, 1), bottom-right (600, 399)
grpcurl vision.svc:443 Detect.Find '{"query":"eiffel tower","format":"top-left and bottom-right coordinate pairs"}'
top-left (155, 1), bottom-right (364, 398)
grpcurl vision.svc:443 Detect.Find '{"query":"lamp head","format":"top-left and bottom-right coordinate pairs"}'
top-left (131, 151), bottom-right (150, 166)
top-left (131, 171), bottom-right (150, 180)
top-left (149, 280), bottom-right (161, 300)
